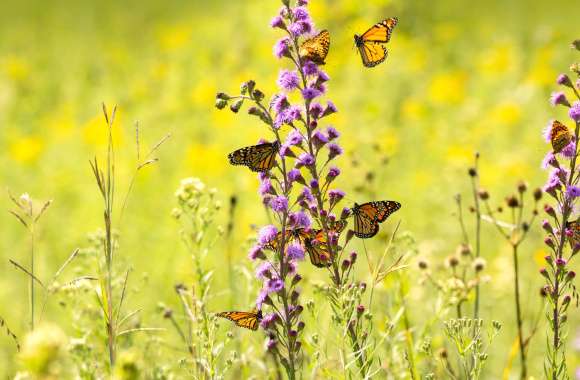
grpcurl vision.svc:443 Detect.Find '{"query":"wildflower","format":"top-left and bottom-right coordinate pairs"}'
top-left (303, 61), bottom-right (319, 76)
top-left (555, 258), bottom-right (567, 268)
top-left (302, 86), bottom-right (322, 100)
top-left (270, 16), bottom-right (285, 29)
top-left (256, 290), bottom-right (270, 308)
top-left (541, 152), bottom-right (558, 169)
top-left (259, 178), bottom-right (274, 196)
top-left (533, 188), bottom-right (543, 201)
top-left (256, 262), bottom-right (273, 279)
top-left (312, 130), bottom-right (328, 147)
top-left (258, 225), bottom-right (279, 245)
top-left (286, 130), bottom-right (303, 146)
top-left (566, 271), bottom-right (576, 281)
top-left (569, 101), bottom-right (580, 122)
top-left (550, 91), bottom-right (570, 107)
top-left (468, 167), bottom-right (477, 177)
top-left (309, 103), bottom-right (324, 118)
top-left (565, 185), bottom-right (580, 199)
top-left (326, 126), bottom-right (339, 140)
top-left (289, 20), bottom-right (313, 36)
top-left (327, 143), bottom-right (343, 160)
top-left (287, 243), bottom-right (305, 261)
top-left (260, 313), bottom-right (279, 329)
top-left (556, 73), bottom-right (572, 87)
top-left (248, 245), bottom-right (266, 261)
top-left (288, 168), bottom-right (305, 184)
top-left (290, 210), bottom-right (311, 228)
top-left (300, 187), bottom-right (315, 203)
top-left (327, 166), bottom-right (340, 179)
top-left (473, 257), bottom-right (486, 272)
top-left (279, 144), bottom-right (295, 158)
top-left (542, 219), bottom-right (553, 234)
top-left (561, 140), bottom-right (576, 158)
top-left (323, 101), bottom-right (338, 117)
top-left (274, 37), bottom-right (291, 59)
top-left (297, 153), bottom-right (315, 166)
top-left (277, 69), bottom-right (300, 91)
top-left (329, 189), bottom-right (345, 206)
top-left (292, 6), bottom-right (310, 21)
top-left (445, 255), bottom-right (459, 268)
top-left (505, 195), bottom-right (519, 208)
top-left (270, 195), bottom-right (289, 213)
top-left (266, 278), bottom-right (284, 294)
top-left (418, 259), bottom-right (429, 270)
top-left (317, 70), bottom-right (330, 82)
top-left (272, 94), bottom-right (289, 114)
top-left (309, 179), bottom-right (319, 190)
top-left (266, 339), bottom-right (277, 351)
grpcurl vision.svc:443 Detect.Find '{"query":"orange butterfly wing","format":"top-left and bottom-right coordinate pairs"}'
top-left (216, 309), bottom-right (262, 331)
top-left (352, 201), bottom-right (401, 238)
top-left (299, 30), bottom-right (330, 65)
top-left (228, 142), bottom-right (279, 172)
top-left (550, 120), bottom-right (572, 153)
top-left (361, 18), bottom-right (398, 43)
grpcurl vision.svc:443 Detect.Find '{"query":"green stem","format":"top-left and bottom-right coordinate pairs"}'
top-left (513, 243), bottom-right (527, 379)
top-left (30, 225), bottom-right (35, 331)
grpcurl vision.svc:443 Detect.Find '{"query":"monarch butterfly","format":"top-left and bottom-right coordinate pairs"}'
top-left (354, 18), bottom-right (398, 68)
top-left (216, 309), bottom-right (263, 331)
top-left (306, 220), bottom-right (348, 268)
top-left (566, 218), bottom-right (580, 250)
top-left (227, 141), bottom-right (280, 172)
top-left (550, 120), bottom-right (572, 153)
top-left (299, 30), bottom-right (330, 65)
top-left (352, 200), bottom-right (401, 238)
top-left (264, 228), bottom-right (312, 252)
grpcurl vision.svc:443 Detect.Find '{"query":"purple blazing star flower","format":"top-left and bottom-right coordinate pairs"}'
top-left (293, 6), bottom-right (310, 21)
top-left (288, 168), bottom-right (304, 183)
top-left (322, 101), bottom-right (338, 117)
top-left (256, 262), bottom-right (274, 279)
top-left (570, 101), bottom-right (580, 122)
top-left (312, 130), bottom-right (329, 147)
top-left (301, 187), bottom-right (315, 203)
top-left (309, 103), bottom-right (324, 118)
top-left (275, 105), bottom-right (302, 128)
top-left (317, 70), bottom-right (330, 82)
top-left (303, 61), bottom-right (318, 76)
top-left (557, 73), bottom-right (571, 86)
top-left (290, 210), bottom-right (311, 228)
top-left (270, 15), bottom-right (285, 29)
top-left (310, 179), bottom-right (319, 189)
top-left (289, 20), bottom-right (313, 36)
top-left (279, 144), bottom-right (294, 158)
top-left (340, 207), bottom-right (351, 219)
top-left (316, 83), bottom-right (327, 95)
top-left (260, 313), bottom-right (279, 329)
top-left (256, 289), bottom-right (268, 309)
top-left (297, 0), bottom-right (308, 5)
top-left (561, 140), bottom-right (576, 158)
top-left (302, 86), bottom-right (322, 100)
top-left (287, 260), bottom-right (297, 275)
top-left (542, 120), bottom-right (554, 143)
top-left (329, 189), bottom-right (345, 202)
top-left (543, 173), bottom-right (561, 195)
top-left (277, 69), bottom-right (300, 91)
top-left (259, 178), bottom-right (274, 196)
top-left (274, 37), bottom-right (291, 59)
top-left (327, 166), bottom-right (340, 178)
top-left (297, 152), bottom-right (315, 166)
top-left (272, 94), bottom-right (289, 114)
top-left (328, 143), bottom-right (343, 160)
top-left (541, 151), bottom-right (558, 169)
top-left (258, 225), bottom-right (279, 246)
top-left (566, 185), bottom-right (580, 199)
top-left (248, 245), bottom-right (265, 261)
top-left (286, 129), bottom-right (303, 146)
top-left (270, 195), bottom-right (289, 213)
top-left (550, 91), bottom-right (570, 107)
top-left (287, 243), bottom-right (305, 261)
top-left (266, 278), bottom-right (284, 294)
top-left (326, 126), bottom-right (339, 140)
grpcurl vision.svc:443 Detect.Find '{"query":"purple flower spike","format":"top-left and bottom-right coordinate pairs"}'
top-left (266, 278), bottom-right (285, 294)
top-left (301, 187), bottom-right (315, 203)
top-left (278, 69), bottom-right (300, 91)
top-left (274, 37), bottom-right (291, 59)
top-left (340, 207), bottom-right (351, 219)
top-left (569, 101), bottom-right (580, 122)
top-left (270, 15), bottom-right (285, 29)
top-left (289, 20), bottom-right (313, 36)
top-left (310, 103), bottom-right (324, 119)
top-left (260, 313), bottom-right (279, 329)
top-left (303, 61), bottom-right (318, 76)
top-left (328, 143), bottom-right (343, 160)
top-left (258, 225), bottom-right (279, 246)
top-left (326, 126), bottom-right (340, 140)
top-left (248, 245), bottom-right (265, 261)
top-left (557, 73), bottom-right (572, 87)
top-left (327, 166), bottom-right (341, 178)
top-left (291, 210), bottom-right (311, 229)
top-left (297, 153), bottom-right (315, 166)
top-left (329, 189), bottom-right (345, 201)
top-left (259, 178), bottom-right (274, 196)
top-left (256, 262), bottom-right (273, 279)
top-left (561, 140), bottom-right (576, 159)
top-left (270, 195), bottom-right (289, 213)
top-left (256, 290), bottom-right (269, 309)
top-left (287, 243), bottom-right (305, 261)
top-left (297, 0), bottom-right (308, 5)
top-left (286, 130), bottom-right (303, 146)
top-left (293, 6), bottom-right (310, 21)
top-left (550, 91), bottom-right (570, 107)
top-left (302, 86), bottom-right (322, 100)
top-left (541, 152), bottom-right (558, 169)
top-left (566, 185), bottom-right (580, 199)
top-left (288, 168), bottom-right (304, 184)
top-left (312, 130), bottom-right (329, 147)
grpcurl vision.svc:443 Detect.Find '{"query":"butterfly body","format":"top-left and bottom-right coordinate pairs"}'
top-left (299, 30), bottom-right (330, 65)
top-left (354, 18), bottom-right (398, 68)
top-left (352, 200), bottom-right (401, 238)
top-left (550, 120), bottom-right (572, 153)
top-left (216, 309), bottom-right (263, 331)
top-left (566, 218), bottom-right (580, 249)
top-left (227, 141), bottom-right (280, 172)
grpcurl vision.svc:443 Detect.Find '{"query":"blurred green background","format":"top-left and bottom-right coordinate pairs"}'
top-left (0, 0), bottom-right (578, 378)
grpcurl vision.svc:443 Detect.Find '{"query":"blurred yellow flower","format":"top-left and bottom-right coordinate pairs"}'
top-left (445, 144), bottom-right (474, 165)
top-left (534, 249), bottom-right (547, 267)
top-left (2, 56), bottom-right (29, 82)
top-left (18, 324), bottom-right (67, 379)
top-left (158, 24), bottom-right (191, 51)
top-left (412, 169), bottom-right (432, 189)
top-left (478, 43), bottom-right (516, 75)
top-left (526, 46), bottom-right (557, 86)
top-left (185, 143), bottom-right (225, 176)
top-left (9, 136), bottom-right (44, 163)
top-left (378, 129), bottom-right (400, 155)
top-left (434, 23), bottom-right (459, 42)
top-left (492, 102), bottom-right (522, 126)
top-left (190, 79), bottom-right (217, 106)
top-left (428, 71), bottom-right (467, 105)
top-left (401, 98), bottom-right (426, 121)
top-left (83, 113), bottom-right (124, 147)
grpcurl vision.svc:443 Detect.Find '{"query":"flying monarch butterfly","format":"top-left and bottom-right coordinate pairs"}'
top-left (299, 30), bottom-right (330, 65)
top-left (566, 218), bottom-right (580, 250)
top-left (306, 220), bottom-right (348, 268)
top-left (216, 309), bottom-right (263, 331)
top-left (550, 120), bottom-right (573, 153)
top-left (352, 200), bottom-right (401, 238)
top-left (227, 141), bottom-right (280, 172)
top-left (354, 17), bottom-right (398, 68)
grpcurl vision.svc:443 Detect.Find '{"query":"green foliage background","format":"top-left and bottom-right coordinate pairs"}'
top-left (0, 0), bottom-right (578, 377)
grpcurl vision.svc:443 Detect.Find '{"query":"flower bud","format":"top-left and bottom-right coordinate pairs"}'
top-left (566, 271), bottom-right (576, 281)
top-left (539, 267), bottom-right (550, 278)
top-left (555, 258), bottom-right (567, 268)
top-left (542, 219), bottom-right (553, 234)
top-left (544, 204), bottom-right (556, 217)
top-left (341, 259), bottom-right (351, 270)
top-left (229, 99), bottom-right (243, 113)
top-left (215, 99), bottom-right (228, 109)
top-left (468, 168), bottom-right (477, 177)
top-left (356, 305), bottom-right (365, 316)
top-left (517, 181), bottom-right (528, 193)
top-left (506, 195), bottom-right (519, 208)
top-left (544, 237), bottom-right (555, 248)
top-left (418, 259), bottom-right (429, 270)
top-left (533, 188), bottom-right (542, 201)
top-left (477, 189), bottom-right (489, 200)
top-left (291, 274), bottom-right (302, 286)
top-left (557, 73), bottom-right (573, 87)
